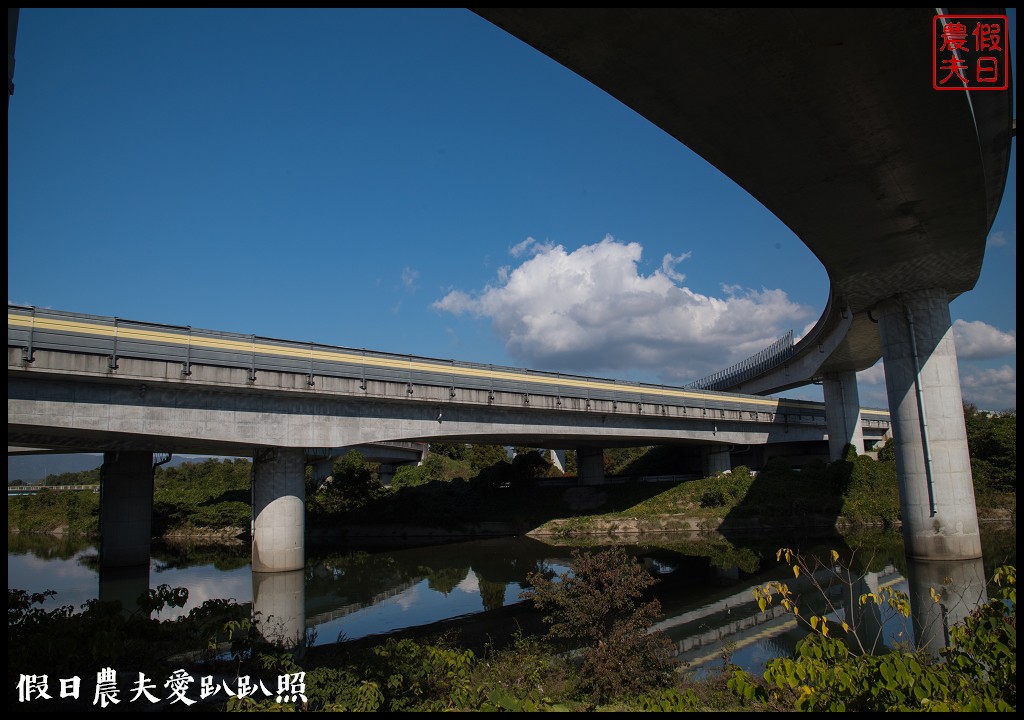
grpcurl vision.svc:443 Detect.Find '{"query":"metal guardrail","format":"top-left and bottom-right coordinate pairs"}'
top-left (686, 330), bottom-right (795, 391)
top-left (7, 305), bottom-right (888, 425)
top-left (8, 485), bottom-right (100, 493)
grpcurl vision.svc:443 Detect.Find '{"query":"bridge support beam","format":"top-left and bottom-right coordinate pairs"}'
top-left (701, 445), bottom-right (731, 476)
top-left (576, 447), bottom-right (604, 485)
top-left (99, 451), bottom-right (154, 568)
top-left (252, 448), bottom-right (306, 573)
top-left (877, 289), bottom-right (981, 561)
top-left (822, 370), bottom-right (865, 460)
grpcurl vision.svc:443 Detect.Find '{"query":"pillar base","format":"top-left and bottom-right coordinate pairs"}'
top-left (100, 451), bottom-right (154, 568)
top-left (252, 448), bottom-right (306, 573)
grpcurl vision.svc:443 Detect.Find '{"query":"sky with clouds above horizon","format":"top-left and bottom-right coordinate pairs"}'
top-left (8, 8), bottom-right (1017, 415)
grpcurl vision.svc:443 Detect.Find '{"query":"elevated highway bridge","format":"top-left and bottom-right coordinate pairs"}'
top-left (9, 304), bottom-right (889, 570)
top-left (7, 305), bottom-right (889, 456)
top-left (8, 9), bottom-right (1013, 571)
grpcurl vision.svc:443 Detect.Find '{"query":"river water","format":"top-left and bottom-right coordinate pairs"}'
top-left (7, 523), bottom-right (1016, 679)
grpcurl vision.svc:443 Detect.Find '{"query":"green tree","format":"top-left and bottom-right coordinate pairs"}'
top-left (391, 453), bottom-right (470, 489)
top-left (964, 403), bottom-right (1016, 493)
top-left (467, 444), bottom-right (509, 474)
top-left (522, 546), bottom-right (676, 702)
top-left (876, 436), bottom-right (896, 463)
top-left (429, 442), bottom-right (469, 461)
top-left (510, 449), bottom-right (552, 486)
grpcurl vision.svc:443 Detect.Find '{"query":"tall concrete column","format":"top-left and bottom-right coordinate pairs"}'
top-left (877, 289), bottom-right (981, 561)
top-left (252, 448), bottom-right (306, 573)
top-left (822, 370), bottom-right (865, 460)
top-left (701, 445), bottom-right (732, 476)
top-left (576, 446), bottom-right (604, 485)
top-left (548, 449), bottom-right (567, 473)
top-left (99, 451), bottom-right (154, 568)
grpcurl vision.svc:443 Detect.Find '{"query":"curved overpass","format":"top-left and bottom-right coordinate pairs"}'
top-left (473, 8), bottom-right (1012, 389)
top-left (471, 8), bottom-right (1015, 562)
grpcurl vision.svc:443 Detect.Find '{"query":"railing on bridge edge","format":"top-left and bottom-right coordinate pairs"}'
top-left (686, 331), bottom-right (795, 391)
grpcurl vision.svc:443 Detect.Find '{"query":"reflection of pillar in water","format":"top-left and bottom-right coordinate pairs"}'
top-left (252, 569), bottom-right (307, 652)
top-left (906, 556), bottom-right (988, 660)
top-left (844, 569), bottom-right (887, 654)
top-left (99, 563), bottom-right (151, 617)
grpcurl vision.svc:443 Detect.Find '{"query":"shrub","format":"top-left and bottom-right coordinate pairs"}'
top-left (729, 552), bottom-right (1017, 712)
top-left (521, 546), bottom-right (677, 703)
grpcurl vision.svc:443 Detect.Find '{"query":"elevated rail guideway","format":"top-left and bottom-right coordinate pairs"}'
top-left (9, 305), bottom-right (889, 571)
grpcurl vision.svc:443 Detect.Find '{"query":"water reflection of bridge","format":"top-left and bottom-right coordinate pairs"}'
top-left (656, 564), bottom-right (904, 674)
top-left (305, 578), bottom-right (421, 627)
top-left (96, 535), bottom-right (992, 667)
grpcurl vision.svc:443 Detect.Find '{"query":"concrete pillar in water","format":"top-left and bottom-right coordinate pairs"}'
top-left (99, 451), bottom-right (154, 568)
top-left (876, 289), bottom-right (981, 561)
top-left (252, 569), bottom-right (307, 652)
top-left (701, 445), bottom-right (732, 476)
top-left (576, 447), bottom-right (604, 485)
top-left (822, 370), bottom-right (865, 460)
top-left (252, 448), bottom-right (306, 573)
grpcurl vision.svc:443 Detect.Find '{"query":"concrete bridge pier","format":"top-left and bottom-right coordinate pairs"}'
top-left (252, 448), bottom-right (306, 573)
top-left (309, 457), bottom-right (334, 485)
top-left (377, 463), bottom-right (396, 486)
top-left (99, 451), bottom-right (154, 568)
top-left (822, 370), bottom-right (865, 460)
top-left (548, 449), bottom-right (567, 473)
top-left (576, 446), bottom-right (604, 485)
top-left (876, 289), bottom-right (982, 562)
top-left (701, 445), bottom-right (732, 476)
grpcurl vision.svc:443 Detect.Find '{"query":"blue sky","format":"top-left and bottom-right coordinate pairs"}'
top-left (8, 8), bottom-right (1017, 412)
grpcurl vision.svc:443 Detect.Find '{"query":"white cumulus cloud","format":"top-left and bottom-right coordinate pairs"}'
top-left (856, 362), bottom-right (886, 386)
top-left (433, 235), bottom-right (813, 383)
top-left (959, 364), bottom-right (1016, 411)
top-left (953, 319), bottom-right (1015, 360)
top-left (401, 267), bottom-right (419, 291)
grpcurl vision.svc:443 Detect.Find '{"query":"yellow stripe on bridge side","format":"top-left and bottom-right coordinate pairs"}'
top-left (10, 312), bottom-right (883, 418)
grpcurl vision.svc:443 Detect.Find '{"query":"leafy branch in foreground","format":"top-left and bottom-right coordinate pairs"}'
top-left (751, 547), bottom-right (913, 657)
top-left (729, 549), bottom-right (1017, 711)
